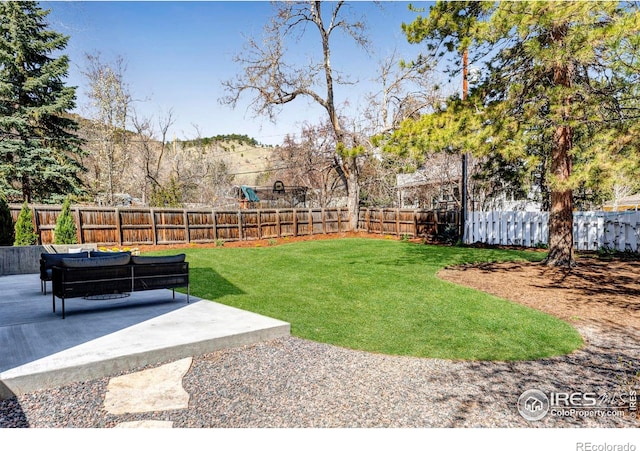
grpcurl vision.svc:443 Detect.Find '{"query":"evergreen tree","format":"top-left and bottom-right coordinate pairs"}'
top-left (0, 193), bottom-right (14, 246)
top-left (14, 201), bottom-right (37, 245)
top-left (386, 1), bottom-right (640, 267)
top-left (53, 197), bottom-right (77, 244)
top-left (0, 1), bottom-right (86, 203)
top-left (150, 177), bottom-right (183, 208)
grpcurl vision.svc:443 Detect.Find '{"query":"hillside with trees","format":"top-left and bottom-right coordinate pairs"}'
top-left (74, 112), bottom-right (274, 208)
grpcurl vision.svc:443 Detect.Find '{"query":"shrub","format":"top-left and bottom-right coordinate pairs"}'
top-left (14, 201), bottom-right (38, 245)
top-left (54, 197), bottom-right (77, 244)
top-left (436, 224), bottom-right (460, 245)
top-left (0, 194), bottom-right (14, 246)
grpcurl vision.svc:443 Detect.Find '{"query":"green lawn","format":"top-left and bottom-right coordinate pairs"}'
top-left (154, 238), bottom-right (583, 361)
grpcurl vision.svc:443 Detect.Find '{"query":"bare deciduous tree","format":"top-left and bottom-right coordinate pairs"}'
top-left (130, 108), bottom-right (176, 204)
top-left (267, 122), bottom-right (345, 207)
top-left (221, 1), bottom-right (370, 227)
top-left (81, 54), bottom-right (132, 205)
top-left (364, 49), bottom-right (442, 136)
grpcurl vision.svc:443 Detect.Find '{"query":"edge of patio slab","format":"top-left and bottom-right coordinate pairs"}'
top-left (0, 299), bottom-right (290, 399)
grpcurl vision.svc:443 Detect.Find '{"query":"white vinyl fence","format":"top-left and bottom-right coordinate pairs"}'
top-left (465, 210), bottom-right (640, 252)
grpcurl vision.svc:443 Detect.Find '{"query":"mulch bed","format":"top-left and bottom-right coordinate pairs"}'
top-left (438, 256), bottom-right (640, 333)
top-left (136, 231), bottom-right (396, 252)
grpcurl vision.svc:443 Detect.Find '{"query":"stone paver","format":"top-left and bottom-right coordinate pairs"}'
top-left (103, 357), bottom-right (192, 415)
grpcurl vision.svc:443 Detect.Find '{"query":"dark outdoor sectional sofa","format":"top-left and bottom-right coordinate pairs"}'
top-left (41, 251), bottom-right (189, 319)
top-left (40, 251), bottom-right (90, 295)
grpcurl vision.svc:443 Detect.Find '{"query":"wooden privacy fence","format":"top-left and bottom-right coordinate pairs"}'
top-left (9, 205), bottom-right (460, 246)
top-left (9, 205), bottom-right (351, 245)
top-left (358, 208), bottom-right (459, 240)
top-left (466, 210), bottom-right (640, 252)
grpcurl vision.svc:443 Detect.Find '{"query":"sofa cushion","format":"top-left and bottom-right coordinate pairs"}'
top-left (41, 252), bottom-right (89, 269)
top-left (89, 251), bottom-right (131, 259)
top-left (131, 254), bottom-right (185, 265)
top-left (61, 254), bottom-right (131, 268)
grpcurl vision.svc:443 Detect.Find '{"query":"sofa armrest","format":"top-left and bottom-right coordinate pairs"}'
top-left (132, 261), bottom-right (189, 291)
top-left (41, 252), bottom-right (90, 281)
top-left (52, 263), bottom-right (133, 300)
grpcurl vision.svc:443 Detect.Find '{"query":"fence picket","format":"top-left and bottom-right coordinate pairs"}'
top-left (506, 212), bottom-right (513, 245)
top-left (629, 212), bottom-right (639, 252)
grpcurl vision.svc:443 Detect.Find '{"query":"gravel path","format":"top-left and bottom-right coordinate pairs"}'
top-left (1, 322), bottom-right (639, 428)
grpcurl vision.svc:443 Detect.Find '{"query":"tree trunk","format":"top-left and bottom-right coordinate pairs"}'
top-left (546, 23), bottom-right (574, 268)
top-left (546, 124), bottom-right (574, 267)
top-left (344, 156), bottom-right (360, 231)
top-left (22, 174), bottom-right (31, 203)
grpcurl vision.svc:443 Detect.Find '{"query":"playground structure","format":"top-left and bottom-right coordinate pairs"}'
top-left (235, 181), bottom-right (308, 209)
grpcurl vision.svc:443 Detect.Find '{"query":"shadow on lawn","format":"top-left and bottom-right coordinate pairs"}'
top-left (189, 267), bottom-right (245, 300)
top-left (400, 241), bottom-right (543, 268)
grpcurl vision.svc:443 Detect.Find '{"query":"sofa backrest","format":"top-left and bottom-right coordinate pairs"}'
top-left (89, 251), bottom-right (131, 259)
top-left (130, 254), bottom-right (186, 265)
top-left (60, 253), bottom-right (131, 268)
top-left (41, 252), bottom-right (90, 270)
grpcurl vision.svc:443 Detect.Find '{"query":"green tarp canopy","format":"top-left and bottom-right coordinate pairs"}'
top-left (241, 185), bottom-right (260, 202)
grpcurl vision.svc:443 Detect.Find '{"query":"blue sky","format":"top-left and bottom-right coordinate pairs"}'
top-left (44, 1), bottom-right (443, 145)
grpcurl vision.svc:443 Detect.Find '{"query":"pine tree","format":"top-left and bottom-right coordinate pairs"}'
top-left (389, 1), bottom-right (640, 267)
top-left (0, 1), bottom-right (86, 203)
top-left (14, 201), bottom-right (38, 245)
top-left (53, 197), bottom-right (77, 244)
top-left (0, 193), bottom-right (14, 246)
top-left (150, 177), bottom-right (183, 208)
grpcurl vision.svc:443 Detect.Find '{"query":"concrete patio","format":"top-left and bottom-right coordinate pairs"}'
top-left (0, 273), bottom-right (290, 400)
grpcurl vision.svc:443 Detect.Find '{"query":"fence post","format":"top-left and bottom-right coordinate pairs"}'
top-left (73, 207), bottom-right (84, 244)
top-left (150, 209), bottom-right (157, 245)
top-left (212, 209), bottom-right (218, 241)
top-left (365, 208), bottom-right (371, 233)
top-left (183, 210), bottom-right (189, 243)
top-left (32, 205), bottom-right (42, 245)
top-left (237, 211), bottom-right (243, 241)
top-left (293, 209), bottom-right (298, 237)
top-left (115, 207), bottom-right (122, 246)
